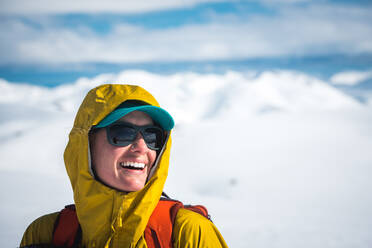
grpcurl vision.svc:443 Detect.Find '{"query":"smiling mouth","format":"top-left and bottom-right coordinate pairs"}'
top-left (119, 161), bottom-right (146, 170)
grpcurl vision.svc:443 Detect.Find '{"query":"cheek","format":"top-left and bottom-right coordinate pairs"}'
top-left (148, 150), bottom-right (157, 167)
top-left (94, 145), bottom-right (121, 169)
top-left (90, 131), bottom-right (114, 174)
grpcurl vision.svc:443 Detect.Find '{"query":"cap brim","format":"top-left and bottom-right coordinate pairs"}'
top-left (95, 105), bottom-right (174, 131)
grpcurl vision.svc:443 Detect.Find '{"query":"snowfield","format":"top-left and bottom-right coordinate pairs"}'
top-left (1, 70), bottom-right (371, 247)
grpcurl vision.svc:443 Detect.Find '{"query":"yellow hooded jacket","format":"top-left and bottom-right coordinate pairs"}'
top-left (20, 84), bottom-right (228, 248)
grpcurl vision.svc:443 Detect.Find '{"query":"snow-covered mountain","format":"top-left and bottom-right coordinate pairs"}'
top-left (1, 70), bottom-right (372, 247)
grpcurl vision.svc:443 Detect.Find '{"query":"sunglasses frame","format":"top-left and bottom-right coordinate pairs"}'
top-left (104, 122), bottom-right (164, 151)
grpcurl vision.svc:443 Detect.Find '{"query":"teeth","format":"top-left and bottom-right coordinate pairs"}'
top-left (119, 161), bottom-right (145, 169)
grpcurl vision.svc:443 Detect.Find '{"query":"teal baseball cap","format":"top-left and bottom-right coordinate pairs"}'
top-left (95, 100), bottom-right (174, 131)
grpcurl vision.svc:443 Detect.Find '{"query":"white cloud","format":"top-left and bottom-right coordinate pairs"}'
top-left (0, 0), bottom-right (224, 14)
top-left (0, 0), bottom-right (321, 15)
top-left (1, 3), bottom-right (372, 64)
top-left (330, 70), bottom-right (372, 86)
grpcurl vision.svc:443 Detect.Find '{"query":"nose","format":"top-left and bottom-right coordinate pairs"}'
top-left (130, 133), bottom-right (149, 153)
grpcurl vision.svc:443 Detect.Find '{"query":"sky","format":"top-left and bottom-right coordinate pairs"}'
top-left (0, 0), bottom-right (372, 86)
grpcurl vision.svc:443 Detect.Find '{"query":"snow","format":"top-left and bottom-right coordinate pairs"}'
top-left (1, 70), bottom-right (372, 247)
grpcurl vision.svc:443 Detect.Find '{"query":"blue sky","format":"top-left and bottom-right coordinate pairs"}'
top-left (0, 0), bottom-right (371, 86)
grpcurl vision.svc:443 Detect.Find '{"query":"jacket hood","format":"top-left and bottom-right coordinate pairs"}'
top-left (63, 84), bottom-right (172, 247)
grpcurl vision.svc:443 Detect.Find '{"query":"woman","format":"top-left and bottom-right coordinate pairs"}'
top-left (20, 84), bottom-right (228, 247)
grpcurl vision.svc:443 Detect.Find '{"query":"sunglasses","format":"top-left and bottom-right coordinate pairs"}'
top-left (103, 122), bottom-right (165, 150)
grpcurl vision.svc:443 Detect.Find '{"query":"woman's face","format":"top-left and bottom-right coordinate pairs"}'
top-left (90, 111), bottom-right (157, 192)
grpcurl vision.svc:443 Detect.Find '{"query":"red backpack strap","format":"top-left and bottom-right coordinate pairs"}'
top-left (144, 199), bottom-right (183, 248)
top-left (52, 204), bottom-right (81, 248)
top-left (144, 198), bottom-right (210, 248)
top-left (184, 204), bottom-right (210, 220)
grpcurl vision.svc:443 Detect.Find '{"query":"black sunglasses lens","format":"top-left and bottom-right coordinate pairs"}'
top-left (108, 125), bottom-right (136, 146)
top-left (107, 124), bottom-right (164, 150)
top-left (142, 127), bottom-right (163, 150)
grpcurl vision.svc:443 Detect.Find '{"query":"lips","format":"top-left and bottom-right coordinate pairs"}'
top-left (119, 161), bottom-right (146, 170)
